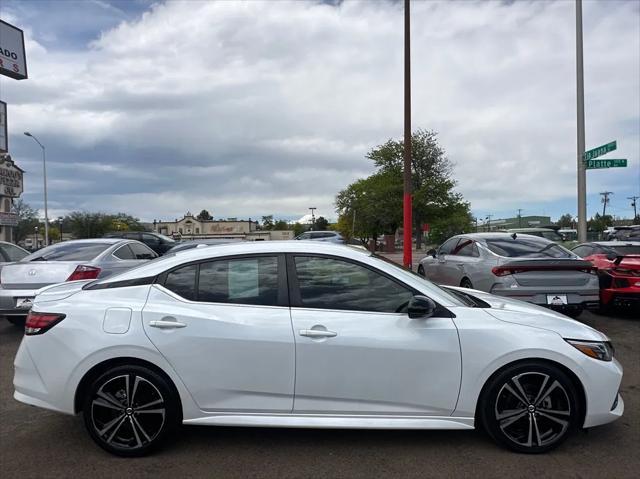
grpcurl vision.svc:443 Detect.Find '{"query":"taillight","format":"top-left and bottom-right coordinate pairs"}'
top-left (66, 265), bottom-right (101, 281)
top-left (492, 266), bottom-right (511, 277)
top-left (492, 265), bottom-right (597, 276)
top-left (25, 312), bottom-right (66, 335)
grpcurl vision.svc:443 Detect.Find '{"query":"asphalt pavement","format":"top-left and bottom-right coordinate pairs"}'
top-left (0, 310), bottom-right (638, 478)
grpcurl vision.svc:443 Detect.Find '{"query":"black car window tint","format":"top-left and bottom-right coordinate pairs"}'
top-left (294, 256), bottom-right (413, 313)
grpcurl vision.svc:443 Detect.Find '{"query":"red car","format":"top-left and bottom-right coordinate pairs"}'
top-left (572, 241), bottom-right (640, 311)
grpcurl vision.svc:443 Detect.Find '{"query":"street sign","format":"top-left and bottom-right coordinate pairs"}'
top-left (583, 141), bottom-right (616, 161)
top-left (0, 20), bottom-right (28, 80)
top-left (585, 159), bottom-right (627, 169)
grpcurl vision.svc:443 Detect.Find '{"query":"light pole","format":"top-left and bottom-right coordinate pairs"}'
top-left (24, 132), bottom-right (49, 246)
top-left (402, 0), bottom-right (413, 269)
top-left (309, 207), bottom-right (316, 231)
top-left (58, 216), bottom-right (64, 242)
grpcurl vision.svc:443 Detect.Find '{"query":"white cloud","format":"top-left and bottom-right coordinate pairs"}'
top-left (2, 0), bottom-right (638, 222)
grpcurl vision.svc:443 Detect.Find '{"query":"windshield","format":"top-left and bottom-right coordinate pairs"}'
top-left (371, 254), bottom-right (469, 306)
top-left (156, 233), bottom-right (176, 243)
top-left (484, 237), bottom-right (574, 258)
top-left (540, 231), bottom-right (563, 241)
top-left (24, 242), bottom-right (112, 262)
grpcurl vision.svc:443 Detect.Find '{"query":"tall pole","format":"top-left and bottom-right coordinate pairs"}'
top-left (600, 191), bottom-right (612, 217)
top-left (576, 0), bottom-right (587, 243)
top-left (309, 207), bottom-right (316, 230)
top-left (628, 196), bottom-right (638, 221)
top-left (24, 132), bottom-right (49, 246)
top-left (402, 0), bottom-right (413, 269)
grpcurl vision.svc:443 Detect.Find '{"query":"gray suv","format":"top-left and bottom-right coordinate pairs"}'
top-left (295, 231), bottom-right (344, 243)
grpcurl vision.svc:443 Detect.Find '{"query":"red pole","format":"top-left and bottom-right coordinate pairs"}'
top-left (403, 0), bottom-right (412, 269)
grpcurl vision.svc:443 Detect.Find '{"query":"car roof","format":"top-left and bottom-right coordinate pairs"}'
top-left (452, 232), bottom-right (548, 241)
top-left (57, 238), bottom-right (125, 245)
top-left (504, 228), bottom-right (555, 232)
top-left (96, 241), bottom-right (370, 283)
top-left (589, 241), bottom-right (640, 246)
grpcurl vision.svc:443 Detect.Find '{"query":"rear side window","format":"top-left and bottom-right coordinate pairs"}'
top-left (113, 245), bottom-right (135, 260)
top-left (452, 239), bottom-right (478, 257)
top-left (25, 242), bottom-right (112, 261)
top-left (485, 237), bottom-right (573, 258)
top-left (198, 256), bottom-right (279, 306)
top-left (164, 264), bottom-right (198, 301)
top-left (0, 243), bottom-right (28, 262)
top-left (130, 242), bottom-right (157, 260)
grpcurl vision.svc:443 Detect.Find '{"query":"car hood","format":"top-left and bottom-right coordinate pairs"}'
top-left (446, 286), bottom-right (607, 342)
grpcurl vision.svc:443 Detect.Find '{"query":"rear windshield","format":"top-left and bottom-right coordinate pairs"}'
top-left (609, 245), bottom-right (640, 256)
top-left (485, 237), bottom-right (574, 258)
top-left (24, 242), bottom-right (112, 262)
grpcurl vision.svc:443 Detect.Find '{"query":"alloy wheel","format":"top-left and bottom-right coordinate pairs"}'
top-left (90, 374), bottom-right (166, 451)
top-left (494, 372), bottom-right (571, 448)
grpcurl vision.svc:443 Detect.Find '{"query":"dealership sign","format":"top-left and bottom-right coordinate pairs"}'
top-left (0, 101), bottom-right (6, 153)
top-left (0, 19), bottom-right (27, 80)
top-left (0, 155), bottom-right (23, 197)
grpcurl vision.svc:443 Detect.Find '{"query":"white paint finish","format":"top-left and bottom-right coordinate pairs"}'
top-left (142, 285), bottom-right (295, 413)
top-left (184, 414), bottom-right (475, 430)
top-left (291, 308), bottom-right (461, 415)
top-left (103, 307), bottom-right (132, 334)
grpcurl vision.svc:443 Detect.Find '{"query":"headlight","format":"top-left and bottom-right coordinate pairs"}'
top-left (565, 339), bottom-right (614, 361)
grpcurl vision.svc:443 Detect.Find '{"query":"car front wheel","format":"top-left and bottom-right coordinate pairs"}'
top-left (479, 362), bottom-right (580, 453)
top-left (82, 365), bottom-right (180, 456)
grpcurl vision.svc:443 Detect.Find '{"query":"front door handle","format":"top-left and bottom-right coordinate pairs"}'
top-left (149, 319), bottom-right (187, 329)
top-left (299, 329), bottom-right (337, 338)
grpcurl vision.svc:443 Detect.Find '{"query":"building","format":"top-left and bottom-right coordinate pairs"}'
top-left (153, 212), bottom-right (294, 241)
top-left (480, 215), bottom-right (552, 231)
top-left (0, 155), bottom-right (24, 242)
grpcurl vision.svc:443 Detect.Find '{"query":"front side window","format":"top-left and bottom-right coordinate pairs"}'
top-left (198, 256), bottom-right (279, 306)
top-left (294, 256), bottom-right (414, 313)
top-left (452, 239), bottom-right (478, 257)
top-left (438, 238), bottom-right (459, 255)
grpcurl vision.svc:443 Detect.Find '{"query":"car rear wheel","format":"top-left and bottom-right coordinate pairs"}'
top-left (460, 278), bottom-right (473, 289)
top-left (479, 361), bottom-right (580, 453)
top-left (82, 365), bottom-right (180, 457)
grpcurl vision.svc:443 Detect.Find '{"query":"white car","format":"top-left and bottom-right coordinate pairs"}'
top-left (14, 242), bottom-right (623, 456)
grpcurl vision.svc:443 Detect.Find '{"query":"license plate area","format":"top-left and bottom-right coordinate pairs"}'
top-left (15, 297), bottom-right (34, 309)
top-left (546, 294), bottom-right (568, 305)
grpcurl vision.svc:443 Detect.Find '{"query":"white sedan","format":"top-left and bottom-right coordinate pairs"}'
top-left (14, 242), bottom-right (623, 456)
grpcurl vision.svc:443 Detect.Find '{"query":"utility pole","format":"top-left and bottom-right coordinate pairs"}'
top-left (628, 196), bottom-right (639, 221)
top-left (485, 214), bottom-right (493, 232)
top-left (600, 191), bottom-right (613, 217)
top-left (309, 207), bottom-right (316, 230)
top-left (517, 209), bottom-right (523, 227)
top-left (576, 0), bottom-right (587, 243)
top-left (402, 0), bottom-right (413, 269)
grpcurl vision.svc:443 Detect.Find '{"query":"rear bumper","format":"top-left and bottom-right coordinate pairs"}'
top-left (0, 288), bottom-right (38, 315)
top-left (489, 287), bottom-right (600, 310)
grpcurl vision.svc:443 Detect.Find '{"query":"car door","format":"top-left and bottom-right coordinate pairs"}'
top-left (425, 237), bottom-right (460, 285)
top-left (288, 254), bottom-right (461, 416)
top-left (142, 254), bottom-right (295, 413)
top-left (447, 238), bottom-right (483, 288)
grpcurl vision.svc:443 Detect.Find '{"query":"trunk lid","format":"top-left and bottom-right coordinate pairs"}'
top-left (0, 261), bottom-right (81, 289)
top-left (493, 258), bottom-right (595, 287)
top-left (35, 280), bottom-right (93, 303)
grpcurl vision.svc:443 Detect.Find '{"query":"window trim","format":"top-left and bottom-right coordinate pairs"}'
top-left (157, 253), bottom-right (289, 307)
top-left (286, 253), bottom-right (422, 313)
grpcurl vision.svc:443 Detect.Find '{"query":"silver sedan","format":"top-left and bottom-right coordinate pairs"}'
top-left (418, 233), bottom-right (600, 318)
top-left (0, 238), bottom-right (157, 324)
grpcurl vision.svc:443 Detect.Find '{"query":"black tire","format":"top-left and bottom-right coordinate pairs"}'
top-left (460, 278), bottom-right (473, 289)
top-left (478, 361), bottom-right (581, 454)
top-left (417, 264), bottom-right (425, 277)
top-left (82, 365), bottom-right (180, 457)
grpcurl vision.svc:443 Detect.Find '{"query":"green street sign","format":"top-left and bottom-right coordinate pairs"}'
top-left (583, 141), bottom-right (616, 161)
top-left (585, 159), bottom-right (627, 169)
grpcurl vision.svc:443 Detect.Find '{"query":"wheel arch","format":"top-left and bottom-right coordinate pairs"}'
top-left (74, 356), bottom-right (183, 417)
top-left (474, 357), bottom-right (587, 429)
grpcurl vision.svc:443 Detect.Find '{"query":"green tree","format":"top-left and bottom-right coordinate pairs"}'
top-left (315, 216), bottom-right (329, 230)
top-left (587, 213), bottom-right (612, 232)
top-left (292, 222), bottom-right (305, 237)
top-left (273, 219), bottom-right (288, 230)
top-left (13, 199), bottom-right (41, 243)
top-left (261, 215), bottom-right (274, 230)
top-left (556, 213), bottom-right (574, 228)
top-left (196, 209), bottom-right (213, 221)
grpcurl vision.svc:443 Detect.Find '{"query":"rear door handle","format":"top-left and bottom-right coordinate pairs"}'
top-left (149, 319), bottom-right (187, 329)
top-left (299, 329), bottom-right (337, 338)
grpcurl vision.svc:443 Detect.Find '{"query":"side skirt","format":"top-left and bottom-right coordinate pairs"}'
top-left (183, 414), bottom-right (475, 430)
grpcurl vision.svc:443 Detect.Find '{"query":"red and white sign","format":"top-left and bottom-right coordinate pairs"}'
top-left (0, 20), bottom-right (28, 80)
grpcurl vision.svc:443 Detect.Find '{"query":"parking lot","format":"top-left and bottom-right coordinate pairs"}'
top-left (0, 310), bottom-right (637, 478)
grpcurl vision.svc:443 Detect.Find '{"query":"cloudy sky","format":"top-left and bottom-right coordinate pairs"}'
top-left (1, 0), bottom-right (638, 224)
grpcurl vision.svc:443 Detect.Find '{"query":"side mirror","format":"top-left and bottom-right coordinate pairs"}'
top-left (407, 295), bottom-right (437, 319)
top-left (426, 248), bottom-right (437, 258)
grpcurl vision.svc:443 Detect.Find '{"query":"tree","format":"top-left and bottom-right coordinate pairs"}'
top-left (557, 213), bottom-right (574, 228)
top-left (273, 220), bottom-right (288, 230)
top-left (261, 215), bottom-right (274, 230)
top-left (292, 222), bottom-right (305, 237)
top-left (315, 216), bottom-right (329, 230)
top-left (13, 199), bottom-right (41, 243)
top-left (65, 211), bottom-right (144, 238)
top-left (336, 129), bottom-right (473, 246)
top-left (587, 213), bottom-right (612, 232)
top-left (196, 209), bottom-right (212, 221)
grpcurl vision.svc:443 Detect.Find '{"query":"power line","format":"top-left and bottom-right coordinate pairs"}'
top-left (600, 191), bottom-right (613, 217)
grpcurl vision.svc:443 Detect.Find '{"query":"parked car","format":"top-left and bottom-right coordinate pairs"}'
top-left (294, 230), bottom-right (344, 243)
top-left (166, 238), bottom-right (242, 254)
top-left (611, 226), bottom-right (640, 241)
top-left (103, 231), bottom-right (175, 255)
top-left (0, 239), bottom-right (157, 325)
top-left (571, 241), bottom-right (640, 311)
top-left (0, 240), bottom-right (29, 267)
top-left (14, 241), bottom-right (622, 456)
top-left (418, 233), bottom-right (599, 317)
